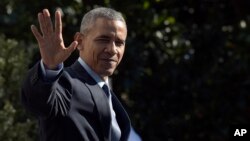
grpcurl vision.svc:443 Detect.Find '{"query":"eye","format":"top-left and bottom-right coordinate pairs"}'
top-left (97, 38), bottom-right (110, 43)
top-left (115, 40), bottom-right (125, 47)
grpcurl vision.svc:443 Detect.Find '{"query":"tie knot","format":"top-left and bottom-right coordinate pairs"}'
top-left (102, 84), bottom-right (110, 97)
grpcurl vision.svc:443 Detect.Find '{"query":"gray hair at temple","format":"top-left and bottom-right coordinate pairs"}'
top-left (80, 7), bottom-right (127, 34)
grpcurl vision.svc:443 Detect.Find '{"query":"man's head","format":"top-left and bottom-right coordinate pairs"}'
top-left (75, 7), bottom-right (127, 80)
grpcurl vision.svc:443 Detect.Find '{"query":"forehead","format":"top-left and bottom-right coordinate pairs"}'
top-left (89, 18), bottom-right (127, 39)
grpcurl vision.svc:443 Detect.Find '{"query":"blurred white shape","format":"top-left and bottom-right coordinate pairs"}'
top-left (240, 20), bottom-right (247, 29)
top-left (156, 31), bottom-right (163, 39)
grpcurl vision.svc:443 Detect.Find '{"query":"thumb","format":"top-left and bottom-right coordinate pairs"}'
top-left (66, 41), bottom-right (78, 54)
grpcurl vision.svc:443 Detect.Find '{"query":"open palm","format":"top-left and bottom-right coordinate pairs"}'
top-left (31, 9), bottom-right (78, 69)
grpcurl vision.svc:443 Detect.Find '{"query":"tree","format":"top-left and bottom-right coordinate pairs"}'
top-left (0, 35), bottom-right (37, 141)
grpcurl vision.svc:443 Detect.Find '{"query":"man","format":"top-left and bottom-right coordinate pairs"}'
top-left (21, 7), bottom-right (141, 141)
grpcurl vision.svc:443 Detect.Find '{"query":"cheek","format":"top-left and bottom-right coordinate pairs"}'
top-left (118, 49), bottom-right (125, 62)
top-left (120, 47), bottom-right (125, 56)
top-left (93, 49), bottom-right (102, 63)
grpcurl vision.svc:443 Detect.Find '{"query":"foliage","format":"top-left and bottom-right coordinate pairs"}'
top-left (0, 35), bottom-right (37, 141)
top-left (1, 0), bottom-right (250, 140)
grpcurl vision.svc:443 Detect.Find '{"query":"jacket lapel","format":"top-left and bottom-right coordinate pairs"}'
top-left (68, 61), bottom-right (112, 140)
top-left (111, 91), bottom-right (131, 141)
top-left (86, 83), bottom-right (112, 141)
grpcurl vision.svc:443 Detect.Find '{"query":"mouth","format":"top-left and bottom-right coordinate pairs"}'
top-left (101, 58), bottom-right (117, 63)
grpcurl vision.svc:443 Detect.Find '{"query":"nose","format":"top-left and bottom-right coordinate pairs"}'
top-left (106, 41), bottom-right (117, 55)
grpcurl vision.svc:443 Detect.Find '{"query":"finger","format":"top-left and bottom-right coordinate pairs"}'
top-left (66, 41), bottom-right (78, 54)
top-left (31, 25), bottom-right (43, 44)
top-left (55, 10), bottom-right (62, 36)
top-left (43, 9), bottom-right (53, 34)
top-left (38, 12), bottom-right (47, 35)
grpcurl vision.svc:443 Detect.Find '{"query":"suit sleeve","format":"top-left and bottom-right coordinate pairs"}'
top-left (21, 62), bottom-right (72, 118)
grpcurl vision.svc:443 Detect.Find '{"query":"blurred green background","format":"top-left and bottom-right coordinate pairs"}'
top-left (1, 0), bottom-right (250, 140)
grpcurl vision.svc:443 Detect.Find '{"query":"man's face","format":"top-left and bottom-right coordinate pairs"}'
top-left (79, 18), bottom-right (127, 80)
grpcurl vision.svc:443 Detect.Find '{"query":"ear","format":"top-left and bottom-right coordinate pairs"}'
top-left (74, 32), bottom-right (84, 50)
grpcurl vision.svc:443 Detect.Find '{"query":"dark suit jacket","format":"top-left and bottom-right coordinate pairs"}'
top-left (21, 61), bottom-right (131, 141)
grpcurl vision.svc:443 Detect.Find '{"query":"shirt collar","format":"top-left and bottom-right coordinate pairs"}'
top-left (77, 57), bottom-right (109, 88)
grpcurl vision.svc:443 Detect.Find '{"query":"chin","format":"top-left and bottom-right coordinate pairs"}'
top-left (102, 69), bottom-right (115, 77)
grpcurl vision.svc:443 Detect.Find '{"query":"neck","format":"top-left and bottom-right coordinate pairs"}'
top-left (101, 76), bottom-right (109, 83)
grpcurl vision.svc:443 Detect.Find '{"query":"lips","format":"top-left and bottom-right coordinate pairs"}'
top-left (100, 58), bottom-right (117, 63)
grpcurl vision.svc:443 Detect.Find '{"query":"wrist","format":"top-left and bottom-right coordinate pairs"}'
top-left (42, 60), bottom-right (62, 70)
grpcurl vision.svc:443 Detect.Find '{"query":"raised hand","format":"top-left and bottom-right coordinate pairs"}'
top-left (31, 9), bottom-right (78, 69)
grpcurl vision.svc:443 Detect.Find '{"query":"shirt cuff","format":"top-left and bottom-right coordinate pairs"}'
top-left (40, 60), bottom-right (63, 80)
